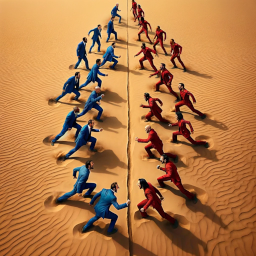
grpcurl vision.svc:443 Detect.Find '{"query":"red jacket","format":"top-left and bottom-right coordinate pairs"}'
top-left (154, 29), bottom-right (166, 41)
top-left (137, 7), bottom-right (144, 17)
top-left (152, 68), bottom-right (173, 85)
top-left (171, 43), bottom-right (182, 55)
top-left (136, 47), bottom-right (156, 60)
top-left (172, 119), bottom-right (193, 138)
top-left (180, 89), bottom-right (196, 103)
top-left (139, 20), bottom-right (151, 30)
top-left (132, 2), bottom-right (137, 10)
top-left (160, 162), bottom-right (181, 184)
top-left (141, 97), bottom-right (163, 115)
top-left (143, 183), bottom-right (162, 210)
top-left (138, 129), bottom-right (163, 148)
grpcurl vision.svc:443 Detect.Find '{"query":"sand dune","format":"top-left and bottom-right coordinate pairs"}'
top-left (1, 0), bottom-right (256, 255)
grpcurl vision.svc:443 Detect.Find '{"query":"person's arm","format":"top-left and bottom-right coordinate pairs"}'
top-left (187, 92), bottom-right (196, 103)
top-left (90, 190), bottom-right (102, 205)
top-left (143, 192), bottom-right (153, 210)
top-left (140, 104), bottom-right (150, 108)
top-left (112, 198), bottom-right (128, 210)
top-left (73, 166), bottom-right (80, 178)
top-left (153, 186), bottom-right (163, 198)
top-left (134, 50), bottom-right (142, 57)
top-left (163, 31), bottom-right (167, 41)
top-left (77, 44), bottom-right (81, 57)
top-left (154, 32), bottom-right (157, 40)
top-left (178, 44), bottom-right (182, 54)
top-left (149, 70), bottom-right (159, 77)
top-left (138, 133), bottom-right (152, 143)
top-left (88, 29), bottom-right (93, 36)
top-left (160, 167), bottom-right (166, 171)
top-left (184, 120), bottom-right (194, 132)
top-left (142, 10), bottom-right (145, 17)
top-left (97, 69), bottom-right (106, 77)
top-left (77, 172), bottom-right (89, 193)
top-left (147, 22), bottom-right (152, 31)
top-left (167, 73), bottom-right (173, 84)
top-left (171, 122), bottom-right (178, 126)
top-left (149, 48), bottom-right (156, 54)
top-left (65, 113), bottom-right (73, 128)
top-left (62, 79), bottom-right (69, 91)
top-left (155, 98), bottom-right (163, 105)
top-left (91, 128), bottom-right (100, 132)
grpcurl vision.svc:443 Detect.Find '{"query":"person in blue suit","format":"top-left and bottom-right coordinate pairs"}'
top-left (82, 182), bottom-right (130, 234)
top-left (56, 72), bottom-right (81, 102)
top-left (111, 4), bottom-right (121, 23)
top-left (100, 42), bottom-right (121, 69)
top-left (88, 25), bottom-right (102, 53)
top-left (57, 160), bottom-right (96, 202)
top-left (74, 37), bottom-right (90, 70)
top-left (65, 120), bottom-right (103, 159)
top-left (51, 106), bottom-right (81, 146)
top-left (79, 59), bottom-right (108, 89)
top-left (77, 86), bottom-right (105, 121)
top-left (106, 17), bottom-right (118, 42)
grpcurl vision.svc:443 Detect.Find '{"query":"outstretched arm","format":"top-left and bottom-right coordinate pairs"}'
top-left (138, 133), bottom-right (152, 143)
top-left (91, 128), bottom-right (100, 132)
top-left (143, 192), bottom-right (153, 210)
top-left (90, 190), bottom-right (102, 204)
top-left (187, 92), bottom-right (196, 103)
top-left (155, 98), bottom-right (163, 105)
top-left (135, 49), bottom-right (143, 56)
top-left (147, 22), bottom-right (152, 30)
top-left (88, 29), bottom-right (93, 36)
top-left (97, 70), bottom-right (106, 77)
top-left (112, 198), bottom-right (128, 210)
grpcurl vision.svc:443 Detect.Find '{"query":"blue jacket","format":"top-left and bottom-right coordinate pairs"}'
top-left (87, 64), bottom-right (106, 82)
top-left (75, 124), bottom-right (99, 145)
top-left (111, 6), bottom-right (119, 16)
top-left (63, 111), bottom-right (76, 130)
top-left (73, 165), bottom-right (90, 193)
top-left (103, 46), bottom-right (118, 62)
top-left (91, 189), bottom-right (127, 218)
top-left (84, 91), bottom-right (102, 111)
top-left (88, 27), bottom-right (101, 41)
top-left (63, 76), bottom-right (79, 93)
top-left (107, 20), bottom-right (114, 33)
top-left (77, 41), bottom-right (87, 57)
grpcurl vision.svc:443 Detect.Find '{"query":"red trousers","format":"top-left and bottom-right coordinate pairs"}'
top-left (137, 199), bottom-right (175, 223)
top-left (156, 81), bottom-right (179, 99)
top-left (153, 39), bottom-right (167, 54)
top-left (145, 142), bottom-right (177, 159)
top-left (172, 132), bottom-right (207, 145)
top-left (171, 55), bottom-right (185, 69)
top-left (157, 176), bottom-right (194, 200)
top-left (146, 111), bottom-right (169, 123)
top-left (132, 10), bottom-right (137, 19)
top-left (139, 56), bottom-right (157, 71)
top-left (175, 100), bottom-right (204, 117)
top-left (138, 28), bottom-right (152, 43)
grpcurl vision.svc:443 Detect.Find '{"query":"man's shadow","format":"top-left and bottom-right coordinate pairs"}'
top-left (99, 116), bottom-right (127, 133)
top-left (101, 89), bottom-right (127, 106)
top-left (43, 135), bottom-right (76, 147)
top-left (61, 198), bottom-right (96, 213)
top-left (186, 70), bottom-right (213, 79)
top-left (194, 115), bottom-right (228, 131)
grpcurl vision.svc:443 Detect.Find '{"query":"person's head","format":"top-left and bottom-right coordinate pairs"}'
top-left (137, 178), bottom-right (149, 190)
top-left (116, 3), bottom-right (119, 7)
top-left (96, 59), bottom-right (102, 66)
top-left (95, 86), bottom-right (101, 94)
top-left (145, 125), bottom-right (151, 133)
top-left (156, 26), bottom-right (160, 31)
top-left (176, 112), bottom-right (183, 121)
top-left (144, 92), bottom-right (150, 101)
top-left (85, 160), bottom-right (94, 169)
top-left (111, 182), bottom-right (119, 192)
top-left (178, 83), bottom-right (185, 91)
top-left (112, 42), bottom-right (116, 48)
top-left (73, 106), bottom-right (80, 114)
top-left (75, 72), bottom-right (80, 79)
top-left (141, 43), bottom-right (146, 49)
top-left (132, 0), bottom-right (134, 2)
top-left (160, 63), bottom-right (166, 70)
top-left (83, 37), bottom-right (87, 43)
top-left (141, 17), bottom-right (144, 22)
top-left (138, 4), bottom-right (141, 8)
top-left (111, 16), bottom-right (115, 21)
top-left (160, 154), bottom-right (169, 164)
top-left (170, 39), bottom-right (175, 44)
top-left (98, 24), bottom-right (102, 30)
top-left (88, 119), bottom-right (95, 128)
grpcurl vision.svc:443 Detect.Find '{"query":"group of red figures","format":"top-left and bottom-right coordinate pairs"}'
top-left (131, 0), bottom-right (209, 227)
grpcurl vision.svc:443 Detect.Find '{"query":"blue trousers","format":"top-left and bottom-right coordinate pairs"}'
top-left (75, 56), bottom-right (89, 69)
top-left (89, 38), bottom-right (101, 52)
top-left (66, 137), bottom-right (97, 158)
top-left (113, 13), bottom-right (121, 23)
top-left (52, 123), bottom-right (81, 143)
top-left (78, 103), bottom-right (103, 119)
top-left (56, 90), bottom-right (80, 101)
top-left (106, 31), bottom-right (118, 42)
top-left (57, 183), bottom-right (96, 202)
top-left (79, 77), bottom-right (102, 89)
top-left (100, 58), bottom-right (118, 68)
top-left (82, 211), bottom-right (118, 233)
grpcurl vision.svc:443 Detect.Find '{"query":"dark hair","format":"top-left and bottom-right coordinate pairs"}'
top-left (98, 24), bottom-right (101, 27)
top-left (176, 112), bottom-right (183, 121)
top-left (161, 63), bottom-right (166, 68)
top-left (161, 154), bottom-right (169, 163)
top-left (142, 43), bottom-right (146, 47)
top-left (86, 160), bottom-right (92, 168)
top-left (139, 179), bottom-right (149, 190)
top-left (112, 42), bottom-right (115, 46)
top-left (171, 38), bottom-right (174, 41)
top-left (157, 26), bottom-right (160, 29)
top-left (88, 119), bottom-right (93, 125)
top-left (83, 37), bottom-right (86, 41)
top-left (179, 83), bottom-right (184, 88)
top-left (75, 72), bottom-right (80, 77)
top-left (111, 16), bottom-right (115, 19)
top-left (144, 92), bottom-right (150, 100)
top-left (96, 59), bottom-right (101, 64)
top-left (141, 17), bottom-right (144, 22)
top-left (138, 4), bottom-right (141, 7)
top-left (111, 182), bottom-right (118, 190)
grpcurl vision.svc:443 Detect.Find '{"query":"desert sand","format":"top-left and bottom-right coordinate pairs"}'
top-left (0, 0), bottom-right (256, 255)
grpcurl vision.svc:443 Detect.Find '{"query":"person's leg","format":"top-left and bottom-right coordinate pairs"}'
top-left (88, 137), bottom-right (97, 150)
top-left (57, 188), bottom-right (76, 202)
top-left (52, 128), bottom-right (67, 143)
top-left (89, 40), bottom-right (96, 53)
top-left (147, 58), bottom-right (157, 71)
top-left (153, 39), bottom-right (159, 51)
top-left (186, 102), bottom-right (204, 117)
top-left (138, 28), bottom-right (143, 40)
top-left (93, 103), bottom-right (103, 120)
top-left (97, 38), bottom-right (101, 52)
top-left (139, 56), bottom-right (146, 69)
top-left (66, 143), bottom-right (82, 158)
top-left (111, 58), bottom-right (118, 68)
top-left (77, 107), bottom-right (89, 118)
top-left (106, 32), bottom-right (111, 42)
top-left (177, 56), bottom-right (186, 69)
top-left (166, 85), bottom-right (179, 99)
top-left (113, 30), bottom-right (118, 40)
top-left (145, 111), bottom-right (153, 121)
top-left (170, 55), bottom-right (177, 67)
top-left (74, 57), bottom-right (82, 69)
top-left (156, 145), bottom-right (177, 160)
top-left (56, 91), bottom-right (67, 101)
top-left (83, 56), bottom-right (89, 69)
top-left (83, 183), bottom-right (96, 196)
top-left (144, 143), bottom-right (154, 157)
top-left (82, 215), bottom-right (100, 232)
top-left (96, 77), bottom-right (102, 88)
top-left (73, 123), bottom-right (82, 139)
top-left (100, 58), bottom-right (108, 67)
top-left (186, 136), bottom-right (207, 146)
top-left (137, 199), bottom-right (148, 217)
top-left (155, 204), bottom-right (176, 224)
top-left (116, 13), bottom-right (121, 23)
top-left (144, 29), bottom-right (152, 43)
top-left (157, 174), bottom-right (171, 187)
top-left (160, 39), bottom-right (167, 55)
top-left (79, 79), bottom-right (91, 89)
top-left (154, 111), bottom-right (169, 123)
top-left (175, 100), bottom-right (185, 112)
top-left (73, 90), bottom-right (80, 100)
top-left (105, 211), bottom-right (118, 232)
top-left (176, 183), bottom-right (195, 200)
top-left (172, 131), bottom-right (182, 142)
top-left (155, 80), bottom-right (163, 91)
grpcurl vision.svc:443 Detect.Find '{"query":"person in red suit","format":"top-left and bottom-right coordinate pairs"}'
top-left (138, 17), bottom-right (152, 43)
top-left (170, 112), bottom-right (209, 147)
top-left (149, 63), bottom-right (179, 101)
top-left (135, 43), bottom-right (158, 71)
top-left (137, 178), bottom-right (179, 228)
top-left (140, 93), bottom-right (169, 123)
top-left (135, 4), bottom-right (144, 25)
top-left (157, 154), bottom-right (198, 203)
top-left (175, 83), bottom-right (206, 119)
top-left (135, 125), bottom-right (178, 161)
top-left (170, 39), bottom-right (186, 72)
top-left (130, 0), bottom-right (137, 21)
top-left (153, 26), bottom-right (167, 55)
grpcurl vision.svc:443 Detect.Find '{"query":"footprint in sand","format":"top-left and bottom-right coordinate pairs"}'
top-left (47, 98), bottom-right (60, 107)
top-left (195, 135), bottom-right (214, 149)
top-left (44, 194), bottom-right (66, 212)
top-left (172, 213), bottom-right (191, 230)
top-left (183, 184), bottom-right (208, 204)
top-left (69, 64), bottom-right (75, 70)
top-left (43, 135), bottom-right (55, 146)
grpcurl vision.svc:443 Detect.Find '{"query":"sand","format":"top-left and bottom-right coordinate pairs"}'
top-left (0, 0), bottom-right (256, 255)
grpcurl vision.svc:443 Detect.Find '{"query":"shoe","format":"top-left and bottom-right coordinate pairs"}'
top-left (172, 219), bottom-right (179, 229)
top-left (139, 67), bottom-right (145, 70)
top-left (74, 97), bottom-right (79, 101)
top-left (82, 226), bottom-right (90, 233)
top-left (172, 66), bottom-right (177, 69)
top-left (83, 194), bottom-right (91, 198)
top-left (204, 142), bottom-right (209, 148)
top-left (108, 228), bottom-right (118, 234)
top-left (192, 195), bottom-right (198, 204)
top-left (174, 98), bottom-right (180, 103)
top-left (147, 155), bottom-right (155, 159)
top-left (90, 149), bottom-right (97, 152)
top-left (201, 114), bottom-right (206, 119)
top-left (183, 68), bottom-right (187, 72)
top-left (110, 66), bottom-right (116, 70)
top-left (144, 119), bottom-right (151, 122)
top-left (51, 141), bottom-right (55, 146)
top-left (86, 68), bottom-right (91, 71)
top-left (165, 53), bottom-right (168, 56)
top-left (171, 140), bottom-right (178, 143)
top-left (63, 155), bottom-right (69, 161)
top-left (174, 155), bottom-right (179, 163)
